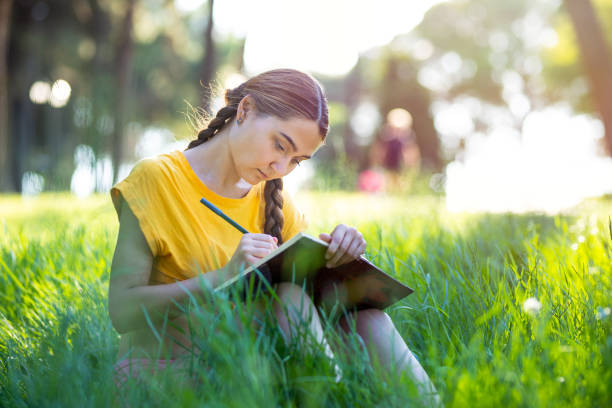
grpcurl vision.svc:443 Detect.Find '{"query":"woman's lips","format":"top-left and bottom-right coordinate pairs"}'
top-left (258, 169), bottom-right (268, 178)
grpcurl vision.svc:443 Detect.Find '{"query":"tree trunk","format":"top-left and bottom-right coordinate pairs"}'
top-left (564, 0), bottom-right (612, 156)
top-left (0, 0), bottom-right (13, 192)
top-left (343, 64), bottom-right (364, 170)
top-left (111, 0), bottom-right (135, 184)
top-left (200, 0), bottom-right (216, 113)
top-left (87, 0), bottom-right (111, 157)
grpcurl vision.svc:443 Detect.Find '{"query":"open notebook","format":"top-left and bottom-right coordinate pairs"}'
top-left (215, 232), bottom-right (414, 310)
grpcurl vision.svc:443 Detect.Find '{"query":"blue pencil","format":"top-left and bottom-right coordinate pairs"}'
top-left (200, 197), bottom-right (249, 234)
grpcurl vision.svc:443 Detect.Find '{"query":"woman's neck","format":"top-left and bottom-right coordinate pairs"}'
top-left (184, 129), bottom-right (252, 198)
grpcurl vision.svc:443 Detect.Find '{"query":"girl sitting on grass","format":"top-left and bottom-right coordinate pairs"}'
top-left (108, 68), bottom-right (439, 403)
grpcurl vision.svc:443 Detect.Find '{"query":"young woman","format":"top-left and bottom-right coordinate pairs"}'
top-left (108, 68), bottom-right (439, 402)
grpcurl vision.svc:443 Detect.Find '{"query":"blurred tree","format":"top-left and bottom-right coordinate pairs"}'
top-left (389, 0), bottom-right (560, 163)
top-left (111, 0), bottom-right (136, 184)
top-left (8, 0), bottom-right (85, 192)
top-left (315, 75), bottom-right (346, 162)
top-left (200, 0), bottom-right (216, 113)
top-left (415, 2), bottom-right (499, 104)
top-left (541, 0), bottom-right (612, 115)
top-left (415, 0), bottom-right (547, 107)
top-left (379, 55), bottom-right (441, 171)
top-left (403, 0), bottom-right (612, 159)
top-left (342, 62), bottom-right (363, 168)
top-left (0, 0), bottom-right (12, 191)
top-left (562, 0), bottom-right (612, 155)
top-left (4, 0), bottom-right (233, 193)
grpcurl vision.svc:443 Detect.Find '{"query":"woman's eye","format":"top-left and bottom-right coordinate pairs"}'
top-left (275, 139), bottom-right (300, 166)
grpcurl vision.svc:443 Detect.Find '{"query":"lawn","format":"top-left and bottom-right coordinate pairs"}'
top-left (0, 192), bottom-right (610, 407)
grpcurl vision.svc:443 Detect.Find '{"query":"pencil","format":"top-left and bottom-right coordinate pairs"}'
top-left (199, 197), bottom-right (249, 234)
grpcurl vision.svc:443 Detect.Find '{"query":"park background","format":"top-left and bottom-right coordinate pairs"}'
top-left (0, 0), bottom-right (611, 407)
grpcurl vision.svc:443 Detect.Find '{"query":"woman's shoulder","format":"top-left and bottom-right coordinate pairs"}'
top-left (111, 152), bottom-right (183, 209)
top-left (122, 151), bottom-right (181, 182)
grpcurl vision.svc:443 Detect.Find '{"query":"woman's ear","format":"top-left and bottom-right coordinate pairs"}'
top-left (238, 94), bottom-right (256, 119)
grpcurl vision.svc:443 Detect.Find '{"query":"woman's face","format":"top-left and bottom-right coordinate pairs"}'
top-left (229, 112), bottom-right (323, 185)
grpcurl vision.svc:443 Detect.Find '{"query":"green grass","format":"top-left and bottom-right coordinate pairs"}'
top-left (0, 192), bottom-right (610, 407)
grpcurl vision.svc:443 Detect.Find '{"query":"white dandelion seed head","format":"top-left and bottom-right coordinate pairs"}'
top-left (588, 266), bottom-right (600, 275)
top-left (596, 306), bottom-right (611, 320)
top-left (523, 297), bottom-right (542, 316)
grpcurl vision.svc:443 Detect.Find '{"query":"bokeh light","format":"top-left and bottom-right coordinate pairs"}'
top-left (350, 101), bottom-right (382, 146)
top-left (387, 108), bottom-right (413, 129)
top-left (49, 79), bottom-right (72, 108)
top-left (21, 171), bottom-right (45, 196)
top-left (29, 81), bottom-right (51, 104)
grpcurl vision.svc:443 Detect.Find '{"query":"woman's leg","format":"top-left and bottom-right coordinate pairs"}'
top-left (272, 283), bottom-right (343, 382)
top-left (337, 309), bottom-right (440, 405)
top-left (273, 282), bottom-right (335, 360)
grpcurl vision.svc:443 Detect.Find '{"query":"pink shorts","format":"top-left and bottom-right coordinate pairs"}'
top-left (113, 358), bottom-right (177, 389)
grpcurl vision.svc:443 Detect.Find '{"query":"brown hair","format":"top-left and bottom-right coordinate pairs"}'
top-left (185, 69), bottom-right (329, 244)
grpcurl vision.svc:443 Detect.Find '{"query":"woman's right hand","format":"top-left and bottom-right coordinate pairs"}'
top-left (225, 233), bottom-right (278, 275)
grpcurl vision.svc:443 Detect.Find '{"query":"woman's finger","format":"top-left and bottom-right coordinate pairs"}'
top-left (251, 240), bottom-right (277, 250)
top-left (319, 232), bottom-right (332, 243)
top-left (246, 245), bottom-right (275, 258)
top-left (346, 238), bottom-right (364, 258)
top-left (244, 233), bottom-right (276, 243)
top-left (245, 255), bottom-right (260, 265)
top-left (333, 239), bottom-right (361, 267)
top-left (327, 232), bottom-right (352, 267)
top-left (243, 234), bottom-right (277, 249)
top-left (325, 225), bottom-right (346, 259)
top-left (358, 241), bottom-right (367, 256)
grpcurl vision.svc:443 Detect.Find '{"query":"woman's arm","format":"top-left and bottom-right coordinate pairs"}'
top-left (108, 199), bottom-right (230, 335)
top-left (108, 198), bottom-right (278, 335)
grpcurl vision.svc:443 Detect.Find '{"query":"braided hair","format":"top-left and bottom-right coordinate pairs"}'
top-left (186, 69), bottom-right (329, 245)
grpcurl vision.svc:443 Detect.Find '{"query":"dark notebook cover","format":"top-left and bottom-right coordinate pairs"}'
top-left (215, 232), bottom-right (414, 310)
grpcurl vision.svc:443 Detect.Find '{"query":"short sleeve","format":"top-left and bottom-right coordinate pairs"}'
top-left (110, 159), bottom-right (167, 257)
top-left (281, 189), bottom-right (308, 241)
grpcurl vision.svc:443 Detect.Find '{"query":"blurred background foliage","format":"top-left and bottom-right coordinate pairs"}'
top-left (1, 0), bottom-right (611, 199)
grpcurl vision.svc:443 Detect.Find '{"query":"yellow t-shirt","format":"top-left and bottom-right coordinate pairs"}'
top-left (110, 150), bottom-right (308, 285)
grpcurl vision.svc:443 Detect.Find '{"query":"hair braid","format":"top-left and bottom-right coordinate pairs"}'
top-left (264, 178), bottom-right (284, 245)
top-left (186, 105), bottom-right (237, 149)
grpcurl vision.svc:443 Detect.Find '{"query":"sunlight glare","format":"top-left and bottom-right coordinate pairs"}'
top-left (174, 0), bottom-right (206, 13)
top-left (214, 0), bottom-right (448, 76)
top-left (445, 105), bottom-right (612, 214)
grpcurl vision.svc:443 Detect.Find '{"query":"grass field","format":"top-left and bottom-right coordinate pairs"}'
top-left (0, 192), bottom-right (610, 407)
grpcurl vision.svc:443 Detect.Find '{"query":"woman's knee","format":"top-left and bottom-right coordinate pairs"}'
top-left (341, 308), bottom-right (393, 337)
top-left (275, 282), bottom-right (315, 312)
top-left (273, 283), bottom-right (322, 342)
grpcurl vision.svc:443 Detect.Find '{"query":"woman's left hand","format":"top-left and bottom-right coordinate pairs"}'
top-left (319, 224), bottom-right (367, 268)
